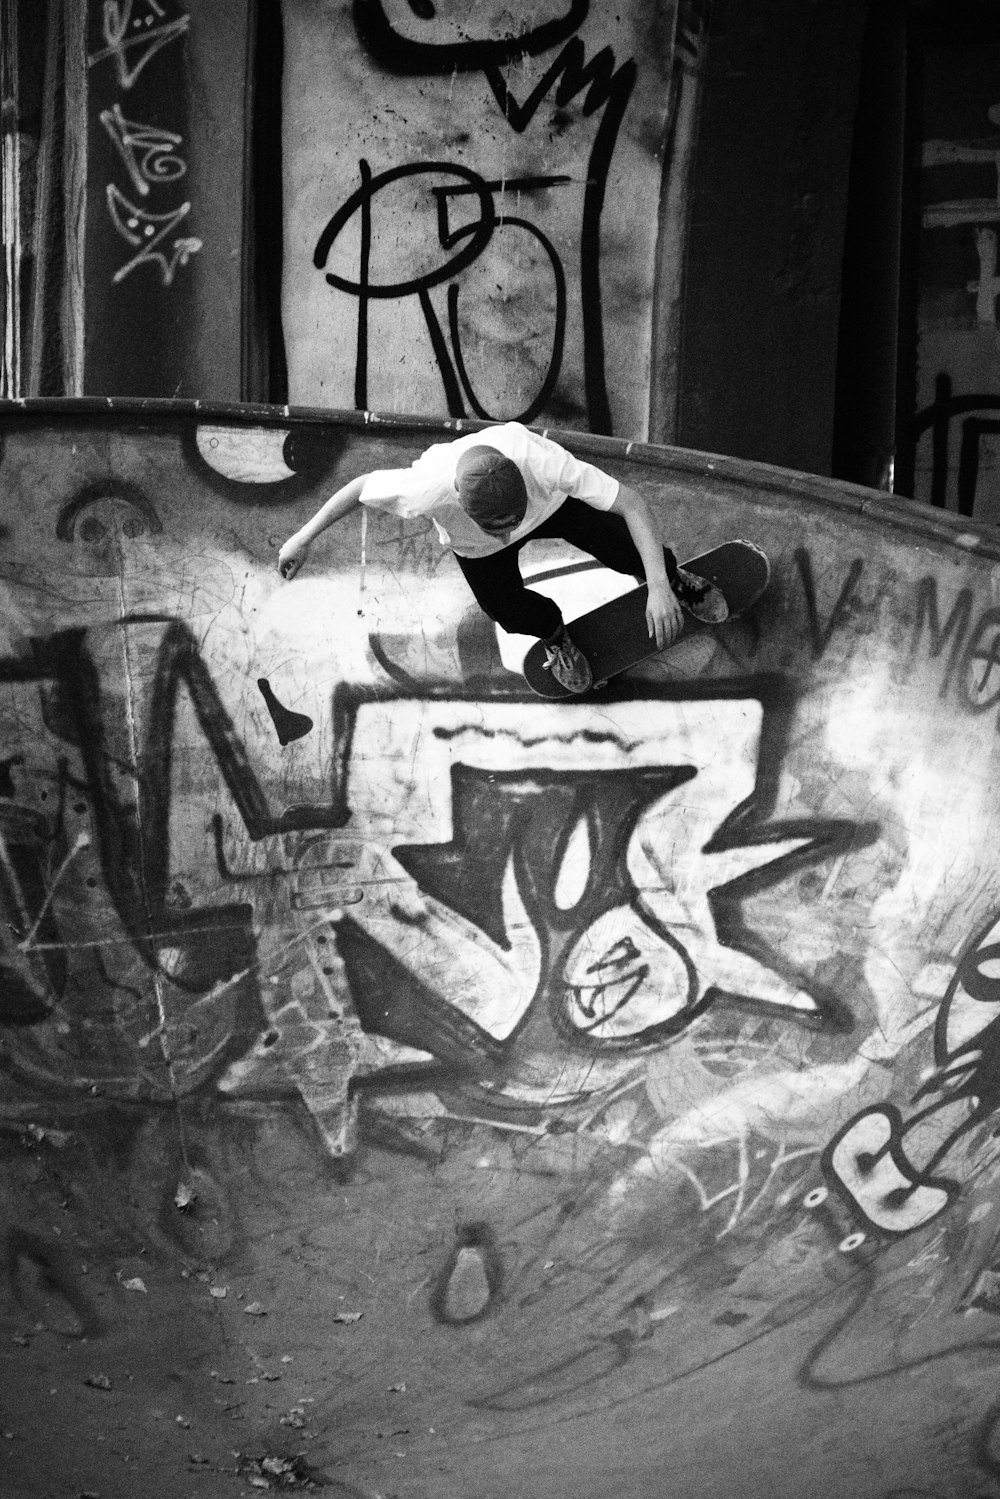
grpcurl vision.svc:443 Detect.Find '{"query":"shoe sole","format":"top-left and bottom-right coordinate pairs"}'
top-left (677, 582), bottom-right (728, 624)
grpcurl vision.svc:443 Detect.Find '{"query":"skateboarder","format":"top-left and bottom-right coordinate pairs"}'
top-left (277, 422), bottom-right (726, 693)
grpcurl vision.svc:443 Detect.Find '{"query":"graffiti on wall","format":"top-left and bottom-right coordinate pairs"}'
top-left (0, 616), bottom-right (864, 1150)
top-left (284, 0), bottom-right (675, 436)
top-left (6, 417), bottom-right (1000, 1351)
top-left (9, 423), bottom-right (1000, 1499)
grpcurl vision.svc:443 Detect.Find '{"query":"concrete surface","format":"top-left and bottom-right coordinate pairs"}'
top-left (3, 402), bottom-right (1000, 1499)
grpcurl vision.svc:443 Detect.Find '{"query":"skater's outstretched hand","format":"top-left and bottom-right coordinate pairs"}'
top-left (646, 579), bottom-right (683, 649)
top-left (277, 476), bottom-right (368, 580)
top-left (278, 534), bottom-right (310, 580)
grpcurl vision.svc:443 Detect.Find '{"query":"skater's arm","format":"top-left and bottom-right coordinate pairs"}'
top-left (278, 475), bottom-right (368, 579)
top-left (611, 484), bottom-right (683, 648)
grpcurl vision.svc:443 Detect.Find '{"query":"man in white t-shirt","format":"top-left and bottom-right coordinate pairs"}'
top-left (278, 422), bottom-right (726, 693)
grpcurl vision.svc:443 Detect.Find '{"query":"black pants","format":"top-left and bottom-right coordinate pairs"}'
top-left (454, 497), bottom-right (679, 639)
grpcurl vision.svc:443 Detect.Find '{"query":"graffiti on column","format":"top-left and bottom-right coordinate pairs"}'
top-left (88, 1), bottom-right (191, 90)
top-left (913, 93), bottom-right (1000, 518)
top-left (315, 160), bottom-right (571, 426)
top-left (289, 0), bottom-right (665, 433)
top-left (88, 1), bottom-right (201, 287)
top-left (913, 373), bottom-right (1000, 517)
top-left (313, 0), bottom-right (635, 432)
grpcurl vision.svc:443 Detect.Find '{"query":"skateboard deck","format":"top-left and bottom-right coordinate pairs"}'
top-left (522, 539), bottom-right (770, 699)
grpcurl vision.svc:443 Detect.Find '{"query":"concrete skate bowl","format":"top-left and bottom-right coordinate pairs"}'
top-left (3, 400), bottom-right (1000, 1499)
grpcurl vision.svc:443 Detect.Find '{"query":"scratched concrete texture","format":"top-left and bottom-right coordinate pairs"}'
top-left (3, 403), bottom-right (1000, 1498)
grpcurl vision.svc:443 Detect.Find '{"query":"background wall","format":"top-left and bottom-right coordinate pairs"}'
top-left (910, 19), bottom-right (1000, 521)
top-left (675, 0), bottom-right (869, 475)
top-left (12, 2), bottom-right (1000, 506)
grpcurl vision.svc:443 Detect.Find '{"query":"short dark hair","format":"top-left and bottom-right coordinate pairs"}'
top-left (455, 446), bottom-right (527, 521)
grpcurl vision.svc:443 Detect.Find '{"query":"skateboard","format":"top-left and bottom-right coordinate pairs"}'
top-left (522, 540), bottom-right (770, 699)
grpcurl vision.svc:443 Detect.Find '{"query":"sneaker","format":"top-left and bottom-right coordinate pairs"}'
top-left (672, 566), bottom-right (729, 624)
top-left (543, 629), bottom-right (593, 693)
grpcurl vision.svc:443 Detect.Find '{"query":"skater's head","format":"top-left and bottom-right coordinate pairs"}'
top-left (455, 446), bottom-right (528, 539)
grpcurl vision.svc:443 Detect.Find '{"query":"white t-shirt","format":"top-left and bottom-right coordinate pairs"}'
top-left (358, 422), bottom-right (619, 559)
